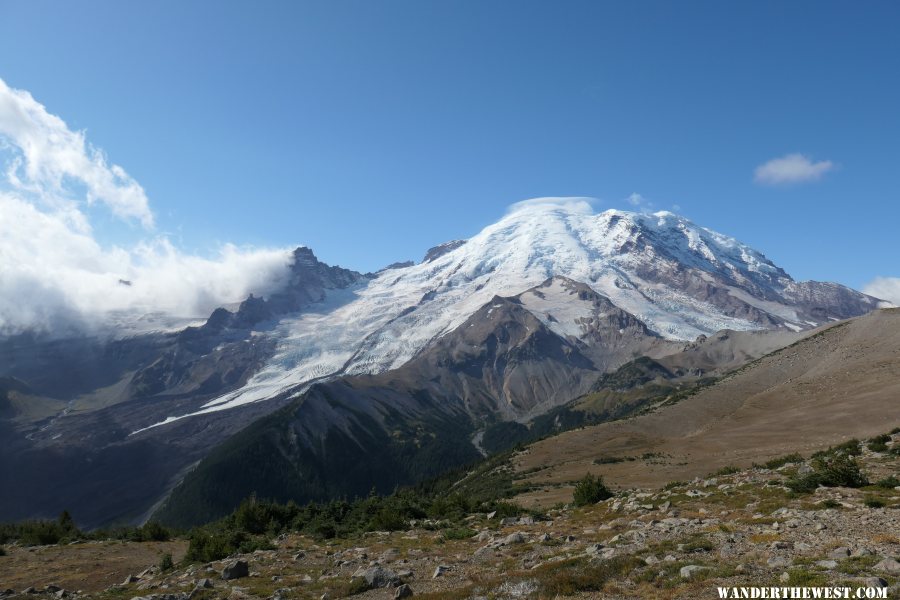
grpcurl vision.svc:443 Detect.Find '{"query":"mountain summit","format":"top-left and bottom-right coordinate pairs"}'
top-left (0, 198), bottom-right (887, 527)
top-left (188, 199), bottom-right (879, 419)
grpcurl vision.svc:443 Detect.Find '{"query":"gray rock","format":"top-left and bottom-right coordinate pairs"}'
top-left (432, 565), bottom-right (450, 579)
top-left (815, 560), bottom-right (838, 569)
top-left (394, 584), bottom-right (414, 599)
top-left (779, 572), bottom-right (790, 583)
top-left (196, 579), bottom-right (213, 589)
top-left (584, 543), bottom-right (605, 555)
top-left (828, 547), bottom-right (851, 559)
top-left (859, 577), bottom-right (888, 589)
top-left (767, 556), bottom-right (792, 569)
top-left (874, 558), bottom-right (900, 575)
top-left (222, 560), bottom-right (250, 581)
top-left (680, 565), bottom-right (711, 579)
top-left (501, 532), bottom-right (525, 545)
top-left (355, 566), bottom-right (400, 589)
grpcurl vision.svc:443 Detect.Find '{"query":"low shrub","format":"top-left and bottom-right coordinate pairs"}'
top-left (159, 552), bottom-right (174, 571)
top-left (711, 466), bottom-right (740, 477)
top-left (762, 453), bottom-right (804, 470)
top-left (786, 453), bottom-right (868, 494)
top-left (572, 474), bottom-right (613, 506)
top-left (863, 496), bottom-right (885, 509)
top-left (875, 476), bottom-right (900, 489)
top-left (441, 527), bottom-right (476, 540)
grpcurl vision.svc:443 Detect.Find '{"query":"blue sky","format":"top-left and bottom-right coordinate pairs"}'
top-left (0, 1), bottom-right (898, 290)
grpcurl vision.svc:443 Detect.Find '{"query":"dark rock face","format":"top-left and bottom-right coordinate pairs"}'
top-left (422, 240), bottom-right (466, 263)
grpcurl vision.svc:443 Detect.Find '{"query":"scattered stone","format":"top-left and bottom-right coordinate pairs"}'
top-left (394, 584), bottom-right (414, 599)
top-left (766, 556), bottom-right (792, 569)
top-left (779, 572), bottom-right (790, 583)
top-left (221, 560), bottom-right (250, 580)
top-left (828, 547), bottom-right (851, 559)
top-left (501, 532), bottom-right (525, 545)
top-left (680, 565), bottom-right (711, 579)
top-left (874, 558), bottom-right (900, 575)
top-left (354, 566), bottom-right (400, 589)
top-left (816, 560), bottom-right (838, 569)
top-left (432, 565), bottom-right (450, 579)
top-left (196, 579), bottom-right (213, 589)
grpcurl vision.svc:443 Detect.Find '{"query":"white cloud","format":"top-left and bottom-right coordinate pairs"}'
top-left (0, 78), bottom-right (295, 336)
top-left (862, 277), bottom-right (900, 307)
top-left (625, 192), bottom-right (654, 213)
top-left (754, 153), bottom-right (835, 185)
top-left (505, 197), bottom-right (596, 216)
top-left (0, 78), bottom-right (154, 227)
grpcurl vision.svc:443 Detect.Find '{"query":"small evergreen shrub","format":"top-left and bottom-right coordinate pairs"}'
top-left (572, 474), bottom-right (613, 506)
top-left (875, 476), bottom-right (900, 489)
top-left (763, 453), bottom-right (804, 470)
top-left (863, 496), bottom-right (885, 509)
top-left (159, 553), bottom-right (174, 571)
top-left (786, 453), bottom-right (869, 493)
top-left (711, 466), bottom-right (740, 477)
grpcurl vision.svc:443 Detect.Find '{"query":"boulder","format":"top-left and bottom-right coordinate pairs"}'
top-left (874, 558), bottom-right (900, 575)
top-left (394, 584), bottom-right (414, 599)
top-left (432, 565), bottom-right (450, 579)
top-left (501, 532), bottom-right (525, 545)
top-left (680, 565), bottom-right (711, 579)
top-left (221, 560), bottom-right (249, 580)
top-left (354, 566), bottom-right (400, 589)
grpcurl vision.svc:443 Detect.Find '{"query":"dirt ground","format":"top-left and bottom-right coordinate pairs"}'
top-left (0, 540), bottom-right (187, 593)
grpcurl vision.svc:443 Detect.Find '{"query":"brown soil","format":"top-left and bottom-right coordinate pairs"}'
top-left (513, 308), bottom-right (900, 508)
top-left (0, 540), bottom-right (187, 593)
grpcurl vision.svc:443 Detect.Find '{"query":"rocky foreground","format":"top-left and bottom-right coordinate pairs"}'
top-left (1, 435), bottom-right (899, 600)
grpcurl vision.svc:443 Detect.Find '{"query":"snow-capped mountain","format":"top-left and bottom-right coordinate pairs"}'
top-left (1, 198), bottom-right (888, 527)
top-left (164, 198), bottom-right (880, 424)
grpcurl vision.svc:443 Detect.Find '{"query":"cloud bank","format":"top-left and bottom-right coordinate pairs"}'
top-left (0, 78), bottom-right (294, 336)
top-left (862, 277), bottom-right (900, 306)
top-left (753, 153), bottom-right (834, 185)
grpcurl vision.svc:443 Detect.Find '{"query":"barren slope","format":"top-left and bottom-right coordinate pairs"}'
top-left (513, 308), bottom-right (900, 507)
